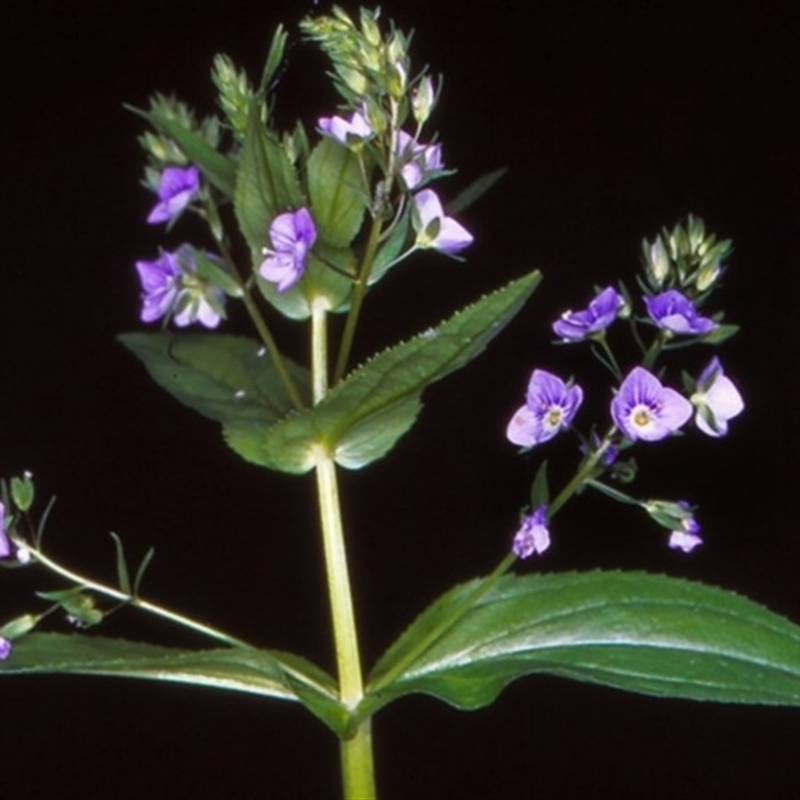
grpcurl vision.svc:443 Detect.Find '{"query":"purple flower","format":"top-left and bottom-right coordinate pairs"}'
top-left (136, 247), bottom-right (225, 328)
top-left (396, 131), bottom-right (443, 189)
top-left (507, 369), bottom-right (584, 447)
top-left (691, 357), bottom-right (744, 437)
top-left (146, 165), bottom-right (200, 225)
top-left (512, 505), bottom-right (551, 559)
top-left (259, 208), bottom-right (317, 293)
top-left (0, 637), bottom-right (11, 661)
top-left (644, 289), bottom-right (717, 335)
top-left (611, 367), bottom-right (692, 441)
top-left (413, 189), bottom-right (473, 254)
top-left (553, 286), bottom-right (624, 341)
top-left (0, 501), bottom-right (10, 559)
top-left (668, 515), bottom-right (703, 553)
top-left (318, 109), bottom-right (373, 144)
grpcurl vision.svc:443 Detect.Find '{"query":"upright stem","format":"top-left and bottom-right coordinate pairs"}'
top-left (311, 301), bottom-right (376, 799)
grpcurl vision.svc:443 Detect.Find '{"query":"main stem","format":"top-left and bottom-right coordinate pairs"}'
top-left (311, 303), bottom-right (376, 799)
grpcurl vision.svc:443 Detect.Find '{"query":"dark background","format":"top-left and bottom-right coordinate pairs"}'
top-left (2, 1), bottom-right (799, 798)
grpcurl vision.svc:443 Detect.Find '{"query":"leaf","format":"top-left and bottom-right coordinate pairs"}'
top-left (128, 106), bottom-right (237, 197)
top-left (446, 166), bottom-right (507, 216)
top-left (307, 138), bottom-right (368, 248)
top-left (118, 332), bottom-right (310, 426)
top-left (363, 571), bottom-right (800, 716)
top-left (110, 533), bottom-right (131, 595)
top-left (230, 270), bottom-right (542, 473)
top-left (0, 633), bottom-right (348, 735)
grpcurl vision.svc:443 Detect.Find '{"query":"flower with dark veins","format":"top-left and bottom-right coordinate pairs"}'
top-left (512, 505), bottom-right (551, 559)
top-left (553, 286), bottom-right (624, 341)
top-left (507, 370), bottom-right (583, 447)
top-left (645, 289), bottom-right (717, 335)
top-left (396, 131), bottom-right (443, 189)
top-left (146, 165), bottom-right (200, 225)
top-left (259, 208), bottom-right (317, 293)
top-left (611, 367), bottom-right (692, 441)
top-left (691, 357), bottom-right (744, 437)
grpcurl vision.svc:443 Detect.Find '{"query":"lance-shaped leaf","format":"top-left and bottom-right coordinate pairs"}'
top-left (128, 106), bottom-right (237, 197)
top-left (0, 633), bottom-right (348, 735)
top-left (118, 333), bottom-right (310, 428)
top-left (363, 571), bottom-right (800, 717)
top-left (307, 138), bottom-right (368, 248)
top-left (227, 270), bottom-right (542, 473)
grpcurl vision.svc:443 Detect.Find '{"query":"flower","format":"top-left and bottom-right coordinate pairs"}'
top-left (691, 357), bottom-right (744, 437)
top-left (318, 108), bottom-right (373, 145)
top-left (512, 505), bottom-right (551, 559)
top-left (552, 286), bottom-right (624, 341)
top-left (644, 289), bottom-right (717, 335)
top-left (146, 165), bottom-right (200, 225)
top-left (611, 367), bottom-right (692, 441)
top-left (0, 637), bottom-right (11, 661)
top-left (259, 208), bottom-right (317, 293)
top-left (136, 246), bottom-right (225, 328)
top-left (668, 514), bottom-right (703, 553)
top-left (413, 189), bottom-right (473, 254)
top-left (507, 369), bottom-right (583, 447)
top-left (0, 501), bottom-right (10, 559)
top-left (396, 131), bottom-right (443, 189)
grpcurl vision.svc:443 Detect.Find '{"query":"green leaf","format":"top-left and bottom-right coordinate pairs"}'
top-left (529, 460), bottom-right (549, 509)
top-left (118, 332), bottom-right (310, 427)
top-left (234, 103), bottom-right (304, 258)
top-left (364, 571), bottom-right (800, 716)
top-left (0, 633), bottom-right (348, 735)
top-left (446, 166), bottom-right (507, 216)
top-left (109, 533), bottom-right (131, 595)
top-left (129, 107), bottom-right (237, 197)
top-left (307, 138), bottom-right (368, 248)
top-left (230, 270), bottom-right (542, 473)
top-left (368, 209), bottom-right (411, 285)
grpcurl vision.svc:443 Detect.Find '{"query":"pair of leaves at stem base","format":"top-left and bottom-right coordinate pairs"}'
top-left (119, 270), bottom-right (542, 474)
top-left (4, 571), bottom-right (800, 738)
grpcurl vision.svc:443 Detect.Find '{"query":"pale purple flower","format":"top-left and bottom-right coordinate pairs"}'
top-left (553, 286), bottom-right (624, 341)
top-left (644, 289), bottom-right (717, 335)
top-left (0, 637), bottom-right (10, 660)
top-left (669, 515), bottom-right (703, 553)
top-left (318, 109), bottom-right (373, 144)
top-left (413, 189), bottom-right (473, 254)
top-left (0, 500), bottom-right (10, 559)
top-left (396, 131), bottom-right (443, 189)
top-left (512, 505), bottom-right (551, 559)
top-left (136, 247), bottom-right (225, 328)
top-left (147, 165), bottom-right (200, 224)
top-left (259, 208), bottom-right (317, 293)
top-left (691, 357), bottom-right (744, 437)
top-left (611, 367), bottom-right (692, 441)
top-left (507, 369), bottom-right (583, 447)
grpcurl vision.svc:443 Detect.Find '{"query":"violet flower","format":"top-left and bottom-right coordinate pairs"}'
top-left (396, 131), bottom-right (443, 189)
top-left (668, 516), bottom-right (703, 553)
top-left (413, 189), bottom-right (473, 254)
top-left (259, 208), bottom-right (317, 293)
top-left (645, 289), bottom-right (717, 335)
top-left (146, 165), bottom-right (200, 225)
top-left (0, 637), bottom-right (10, 661)
top-left (691, 357), bottom-right (744, 437)
top-left (553, 286), bottom-right (624, 341)
top-left (507, 369), bottom-right (583, 447)
top-left (0, 500), bottom-right (10, 559)
top-left (611, 367), bottom-right (692, 441)
top-left (512, 505), bottom-right (551, 559)
top-left (318, 109), bottom-right (373, 144)
top-left (136, 247), bottom-right (225, 328)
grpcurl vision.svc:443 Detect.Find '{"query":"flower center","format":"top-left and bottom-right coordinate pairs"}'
top-left (633, 407), bottom-right (652, 428)
top-left (546, 407), bottom-right (564, 428)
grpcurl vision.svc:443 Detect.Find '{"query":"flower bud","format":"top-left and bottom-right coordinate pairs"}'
top-left (412, 75), bottom-right (436, 126)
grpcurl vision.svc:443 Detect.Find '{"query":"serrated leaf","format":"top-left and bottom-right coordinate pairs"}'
top-left (307, 138), bottom-right (368, 248)
top-left (368, 209), bottom-right (411, 285)
top-left (0, 634), bottom-right (348, 734)
top-left (230, 271), bottom-right (541, 473)
top-left (118, 332), bottom-right (310, 427)
top-left (363, 571), bottom-right (800, 717)
top-left (234, 104), bottom-right (304, 258)
top-left (130, 107), bottom-right (237, 197)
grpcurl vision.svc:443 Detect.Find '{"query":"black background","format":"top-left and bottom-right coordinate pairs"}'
top-left (2, 2), bottom-right (799, 798)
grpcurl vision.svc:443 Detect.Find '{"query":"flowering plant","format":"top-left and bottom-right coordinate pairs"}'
top-left (2, 6), bottom-right (798, 799)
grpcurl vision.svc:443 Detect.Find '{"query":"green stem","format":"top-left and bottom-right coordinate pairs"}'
top-left (27, 545), bottom-right (255, 650)
top-left (311, 298), bottom-right (329, 404)
top-left (333, 216), bottom-right (384, 385)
